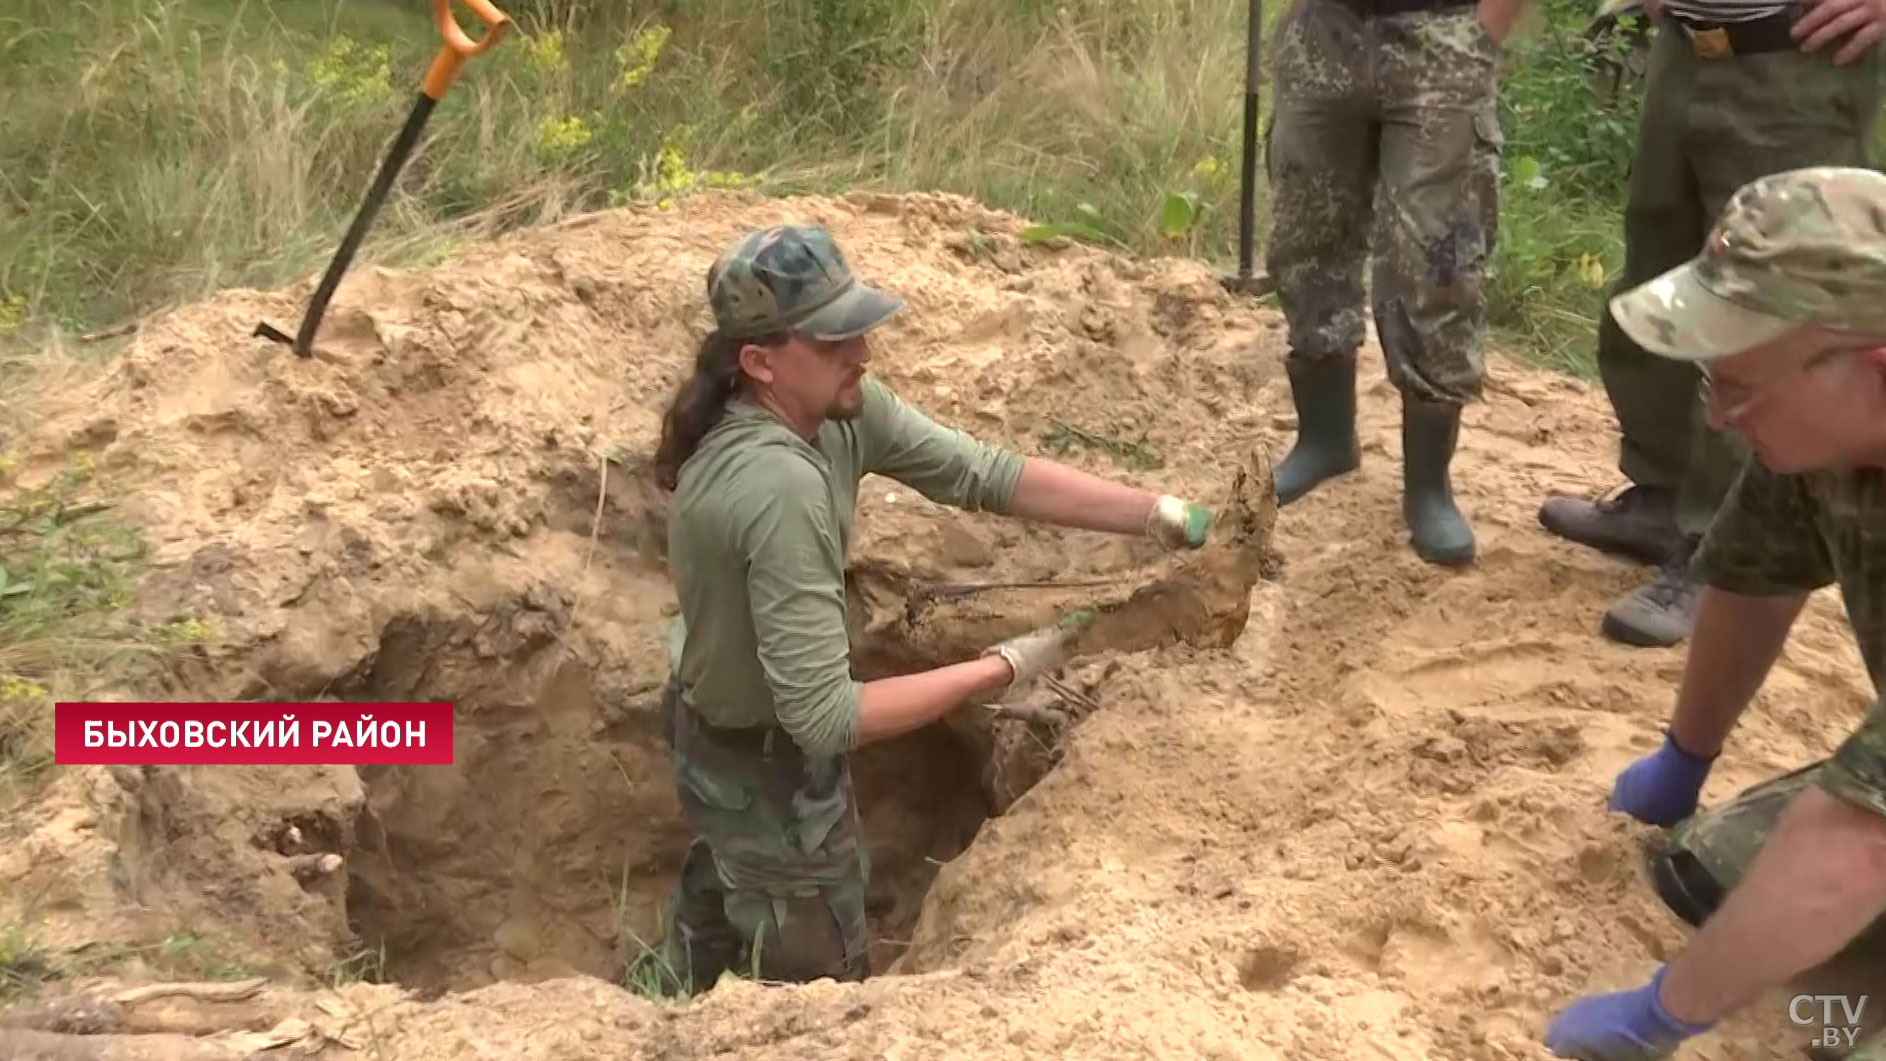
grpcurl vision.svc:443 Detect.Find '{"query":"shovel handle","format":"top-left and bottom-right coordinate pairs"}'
top-left (423, 0), bottom-right (512, 100)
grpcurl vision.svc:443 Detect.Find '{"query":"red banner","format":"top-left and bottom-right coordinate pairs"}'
top-left (53, 702), bottom-right (454, 765)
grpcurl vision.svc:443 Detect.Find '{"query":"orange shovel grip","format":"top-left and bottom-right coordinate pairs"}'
top-left (422, 0), bottom-right (512, 100)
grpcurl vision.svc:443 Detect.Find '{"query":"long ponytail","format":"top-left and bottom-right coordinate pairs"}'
top-left (653, 329), bottom-right (784, 491)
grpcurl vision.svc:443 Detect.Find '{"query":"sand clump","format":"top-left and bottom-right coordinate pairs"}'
top-left (0, 187), bottom-right (1877, 1060)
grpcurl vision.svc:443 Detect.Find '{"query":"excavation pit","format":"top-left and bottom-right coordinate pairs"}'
top-left (319, 441), bottom-right (1276, 998)
top-left (334, 693), bottom-right (1003, 997)
top-left (0, 189), bottom-right (1294, 1057)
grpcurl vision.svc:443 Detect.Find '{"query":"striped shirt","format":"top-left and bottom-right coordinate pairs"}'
top-left (1659, 0), bottom-right (1793, 23)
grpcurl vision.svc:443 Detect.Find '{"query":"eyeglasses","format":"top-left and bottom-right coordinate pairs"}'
top-left (1698, 342), bottom-right (1875, 419)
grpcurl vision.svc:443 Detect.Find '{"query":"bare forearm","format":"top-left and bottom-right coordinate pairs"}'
top-left (1668, 588), bottom-right (1807, 756)
top-left (1477, 0), bottom-right (1527, 39)
top-left (855, 655), bottom-right (1012, 746)
top-left (1660, 785), bottom-right (1886, 1024)
top-left (1006, 458), bottom-right (1158, 536)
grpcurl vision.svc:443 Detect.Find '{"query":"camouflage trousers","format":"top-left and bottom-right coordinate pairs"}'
top-left (647, 678), bottom-right (871, 992)
top-left (1595, 20), bottom-right (1884, 539)
top-left (1263, 0), bottom-right (1503, 405)
top-left (1656, 760), bottom-right (1886, 1058)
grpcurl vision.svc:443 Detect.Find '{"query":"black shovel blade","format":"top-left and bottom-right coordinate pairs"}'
top-left (1219, 272), bottom-right (1275, 297)
top-left (250, 92), bottom-right (439, 360)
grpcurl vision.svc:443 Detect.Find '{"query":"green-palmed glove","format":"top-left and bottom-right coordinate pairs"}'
top-left (984, 609), bottom-right (1095, 696)
top-left (1146, 494), bottom-right (1212, 550)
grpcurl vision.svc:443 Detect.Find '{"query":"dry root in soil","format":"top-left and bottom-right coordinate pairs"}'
top-left (853, 445), bottom-right (1278, 673)
top-left (0, 979), bottom-right (341, 1061)
top-left (855, 446), bottom-right (1280, 813)
top-left (624, 438), bottom-right (1280, 686)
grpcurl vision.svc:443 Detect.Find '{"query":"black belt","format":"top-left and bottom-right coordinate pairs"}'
top-left (1328, 0), bottom-right (1476, 16)
top-left (1667, 8), bottom-right (1799, 58)
top-left (695, 716), bottom-right (784, 751)
top-left (661, 678), bottom-right (790, 754)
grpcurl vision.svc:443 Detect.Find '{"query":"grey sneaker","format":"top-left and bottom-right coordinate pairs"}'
top-left (1601, 538), bottom-right (1700, 647)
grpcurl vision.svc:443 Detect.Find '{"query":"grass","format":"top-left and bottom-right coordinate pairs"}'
top-left (329, 940), bottom-right (389, 988)
top-left (0, 922), bottom-right (257, 1004)
top-left (1, 0), bottom-right (1669, 371)
top-left (608, 861), bottom-right (766, 1001)
top-left (0, 922), bottom-right (57, 1002)
top-left (0, 456), bottom-right (144, 790)
top-left (611, 862), bottom-right (697, 1001)
top-left (0, 448), bottom-right (212, 804)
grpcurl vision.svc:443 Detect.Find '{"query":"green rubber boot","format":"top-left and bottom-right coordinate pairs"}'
top-left (1401, 397), bottom-right (1475, 567)
top-left (1275, 355), bottom-right (1361, 506)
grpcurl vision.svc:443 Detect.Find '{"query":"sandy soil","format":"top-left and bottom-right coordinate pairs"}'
top-left (0, 188), bottom-right (1877, 1060)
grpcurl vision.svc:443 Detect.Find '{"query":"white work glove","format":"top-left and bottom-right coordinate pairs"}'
top-left (980, 609), bottom-right (1095, 700)
top-left (1145, 494), bottom-right (1213, 551)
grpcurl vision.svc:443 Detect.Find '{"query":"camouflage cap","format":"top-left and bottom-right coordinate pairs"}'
top-left (705, 223), bottom-right (904, 341)
top-left (1611, 166), bottom-right (1886, 362)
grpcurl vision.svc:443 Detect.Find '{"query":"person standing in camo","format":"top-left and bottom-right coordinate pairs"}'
top-left (639, 223), bottom-right (1215, 990)
top-left (1536, 0), bottom-right (1885, 649)
top-left (1543, 167), bottom-right (1886, 1060)
top-left (1262, 0), bottom-right (1526, 567)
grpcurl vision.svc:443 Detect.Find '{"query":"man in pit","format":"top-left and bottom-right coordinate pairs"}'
top-left (1542, 167), bottom-right (1886, 1058)
top-left (641, 222), bottom-right (1215, 990)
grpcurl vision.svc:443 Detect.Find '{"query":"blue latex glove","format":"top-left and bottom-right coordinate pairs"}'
top-left (1609, 732), bottom-right (1715, 826)
top-left (1545, 966), bottom-right (1715, 1060)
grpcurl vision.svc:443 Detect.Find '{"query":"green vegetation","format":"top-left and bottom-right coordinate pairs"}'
top-left (1040, 419), bottom-right (1167, 472)
top-left (328, 939), bottom-right (389, 987)
top-left (0, 922), bottom-right (255, 1003)
top-left (0, 452), bottom-right (211, 802)
top-left (4, 0), bottom-right (1672, 374)
top-left (1488, 2), bottom-right (1648, 372)
top-left (0, 921), bottom-right (56, 1002)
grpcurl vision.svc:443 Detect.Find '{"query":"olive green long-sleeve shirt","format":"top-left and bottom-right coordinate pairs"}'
top-left (665, 377), bottom-right (1026, 758)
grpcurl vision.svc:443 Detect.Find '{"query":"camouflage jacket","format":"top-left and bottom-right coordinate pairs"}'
top-left (1692, 459), bottom-right (1886, 814)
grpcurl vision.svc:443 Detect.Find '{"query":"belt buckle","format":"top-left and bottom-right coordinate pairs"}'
top-left (1686, 24), bottom-right (1733, 58)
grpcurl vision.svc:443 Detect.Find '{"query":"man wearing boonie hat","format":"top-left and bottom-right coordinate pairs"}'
top-left (638, 222), bottom-right (1217, 990)
top-left (1545, 166), bottom-right (1886, 1058)
top-left (1537, 0), bottom-right (1885, 650)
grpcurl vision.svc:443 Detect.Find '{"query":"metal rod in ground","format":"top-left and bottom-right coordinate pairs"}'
top-left (255, 93), bottom-right (439, 357)
top-left (921, 577), bottom-right (1128, 601)
top-left (990, 702), bottom-right (1072, 728)
top-left (1235, 94), bottom-right (1258, 280)
top-left (1236, 0), bottom-right (1261, 280)
top-left (1043, 675), bottom-right (1102, 715)
top-left (1223, 0), bottom-right (1274, 297)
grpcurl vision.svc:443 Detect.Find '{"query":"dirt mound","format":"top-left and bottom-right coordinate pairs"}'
top-left (0, 188), bottom-right (1876, 1060)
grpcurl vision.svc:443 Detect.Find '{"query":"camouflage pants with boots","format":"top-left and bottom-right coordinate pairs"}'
top-left (1264, 0), bottom-right (1503, 567)
top-left (1651, 760), bottom-right (1886, 1056)
top-left (1539, 18), bottom-right (1885, 646)
top-left (642, 678), bottom-right (871, 994)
